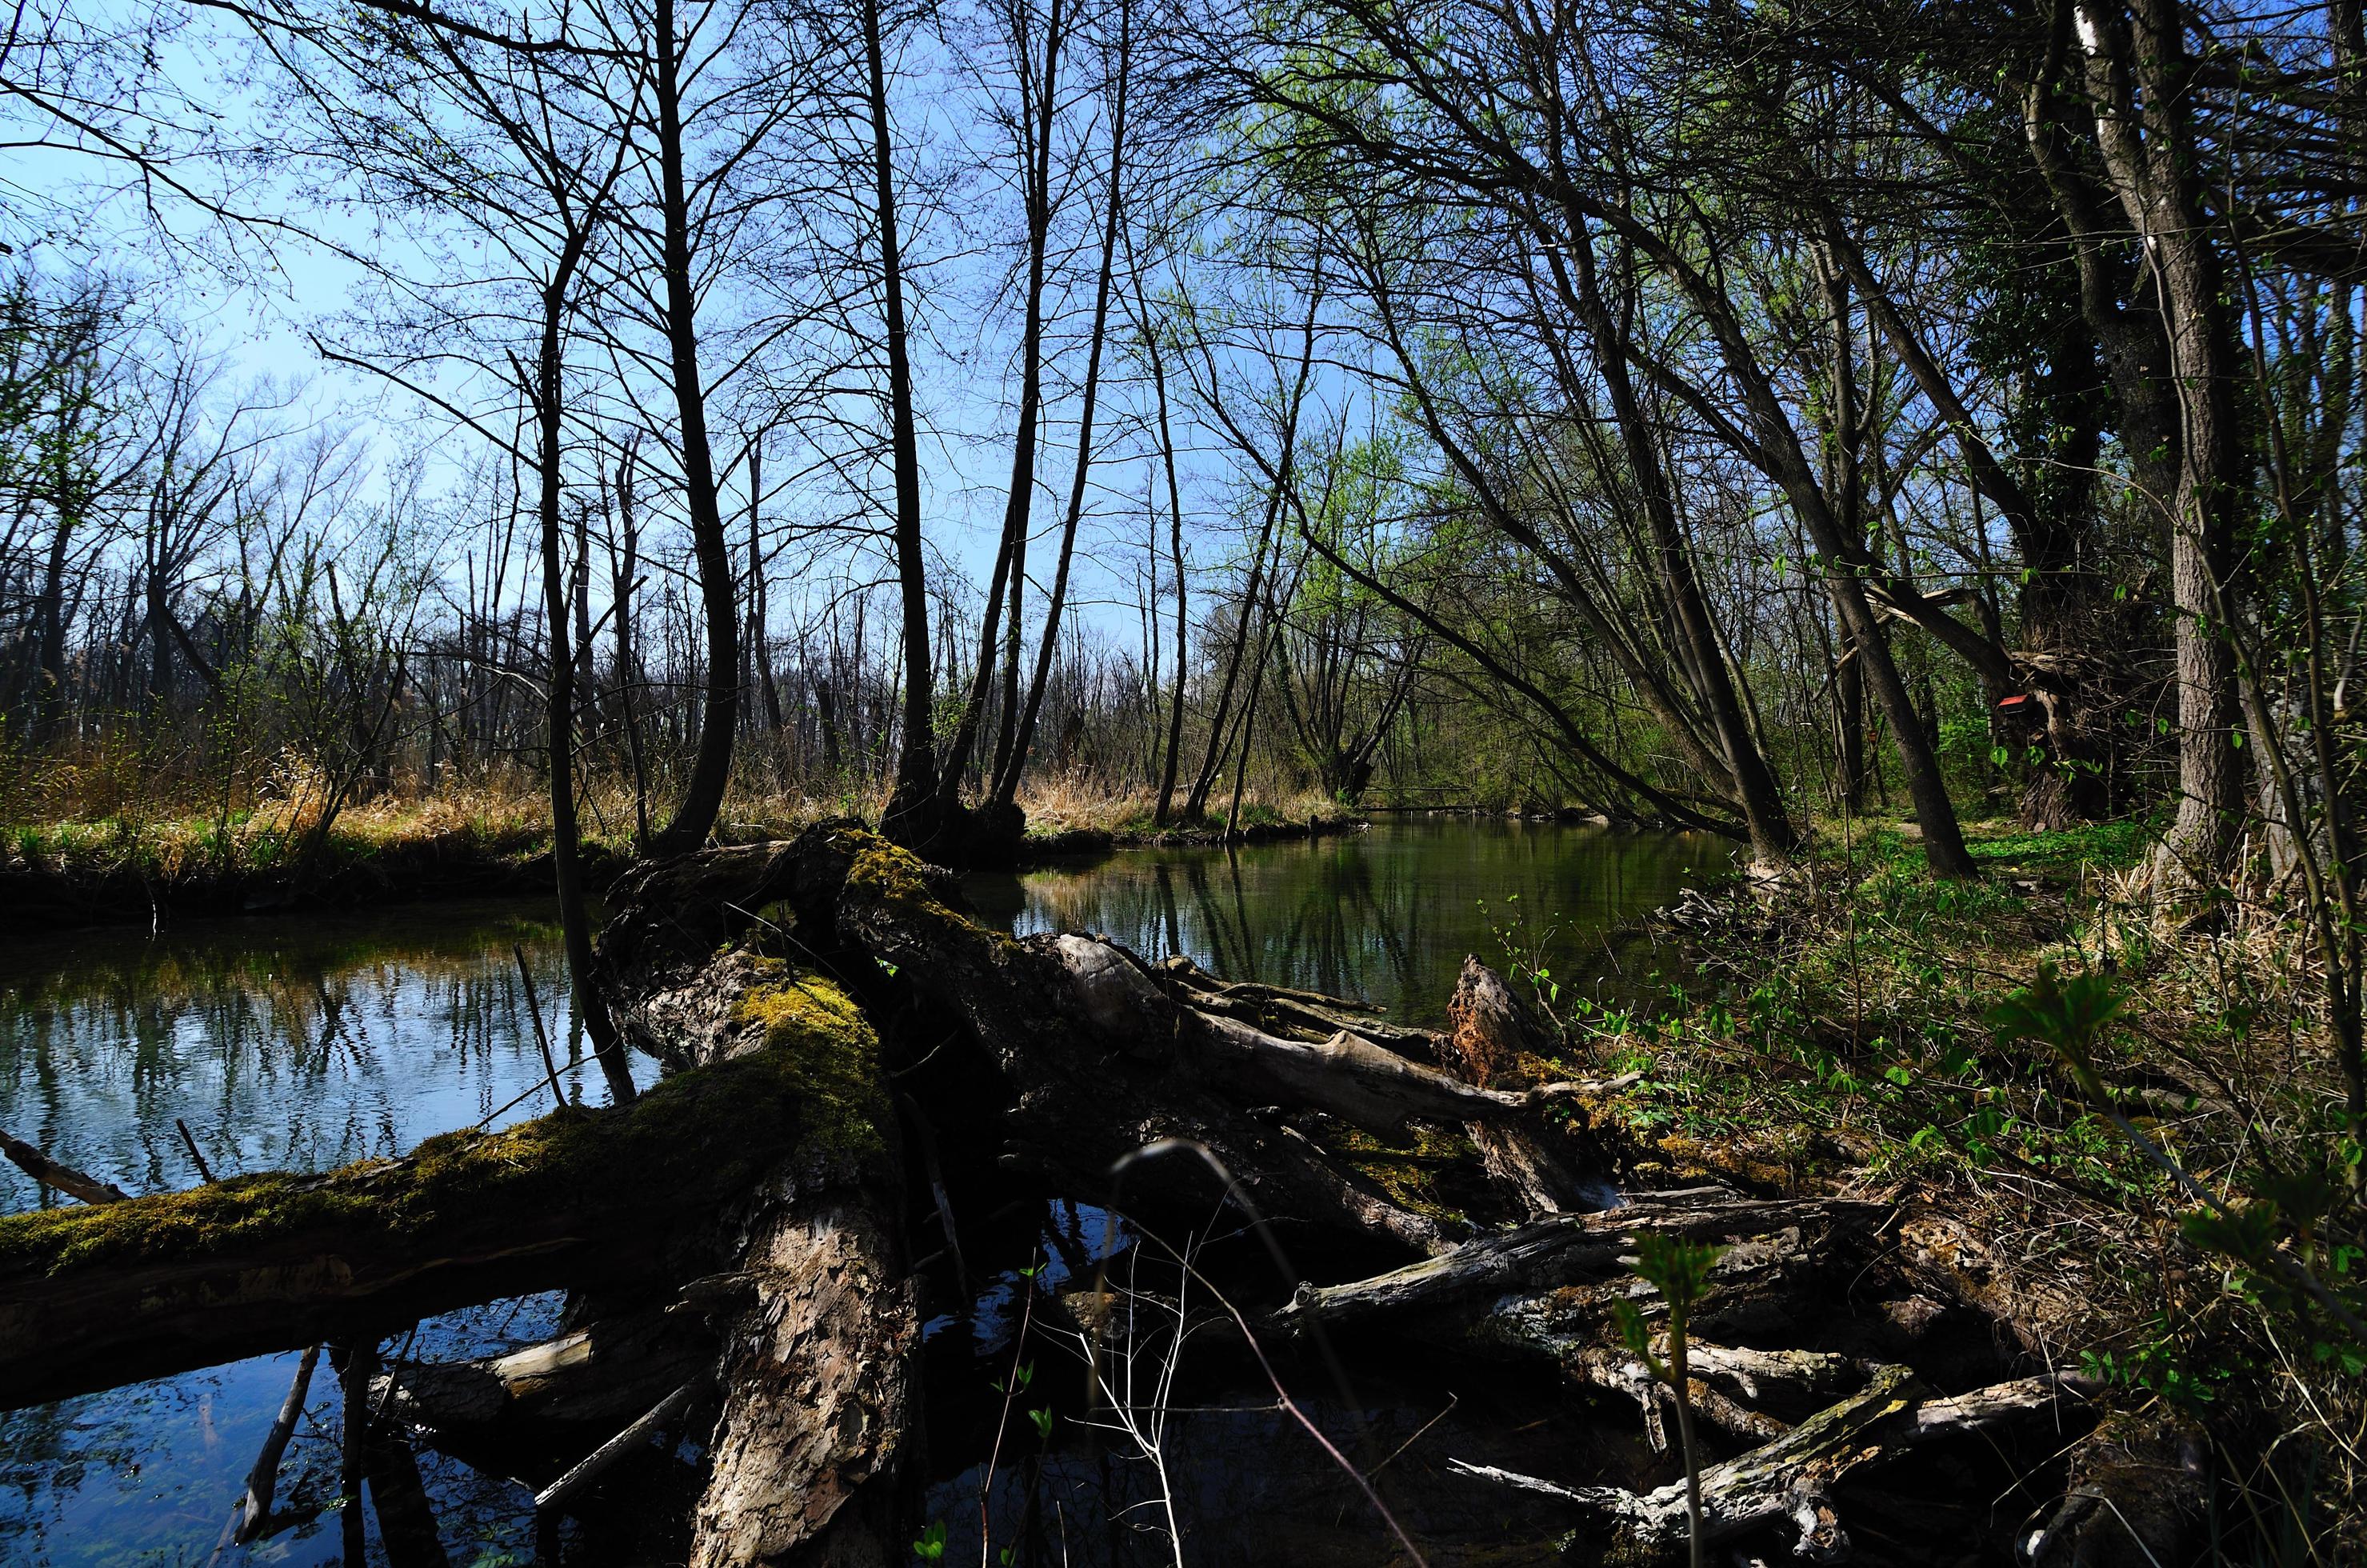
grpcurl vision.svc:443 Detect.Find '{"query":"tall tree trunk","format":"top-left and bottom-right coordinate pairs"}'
top-left (534, 238), bottom-right (638, 1106)
top-left (1566, 230), bottom-right (1794, 862)
top-left (1183, 282), bottom-right (1322, 823)
top-left (747, 443), bottom-right (783, 734)
top-left (871, 0), bottom-right (943, 850)
top-left (2027, 0), bottom-right (2240, 875)
top-left (938, 0), bottom-right (1070, 821)
top-left (29, 419), bottom-right (81, 743)
top-left (645, 0), bottom-right (740, 858)
top-left (1138, 271), bottom-right (1191, 827)
top-left (1609, 217), bottom-right (1977, 874)
top-left (610, 441), bottom-right (652, 846)
top-left (990, 2), bottom-right (1131, 814)
top-left (2077, 0), bottom-right (2242, 879)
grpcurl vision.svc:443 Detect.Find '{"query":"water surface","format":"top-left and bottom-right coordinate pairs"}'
top-left (0, 902), bottom-right (619, 1566)
top-left (966, 816), bottom-right (1721, 1024)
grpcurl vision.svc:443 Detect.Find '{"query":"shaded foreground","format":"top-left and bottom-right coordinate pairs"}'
top-left (0, 824), bottom-right (2172, 1564)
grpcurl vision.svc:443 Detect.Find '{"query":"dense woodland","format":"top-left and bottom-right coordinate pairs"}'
top-left (2, 0), bottom-right (2365, 1558)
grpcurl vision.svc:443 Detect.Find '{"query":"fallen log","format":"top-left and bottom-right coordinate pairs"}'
top-left (833, 844), bottom-right (1454, 1258)
top-left (1157, 954), bottom-right (1437, 1053)
top-left (620, 932), bottom-right (918, 1568)
top-left (0, 972), bottom-right (874, 1410)
top-left (1273, 1187), bottom-right (1883, 1334)
top-left (376, 1307), bottom-right (713, 1438)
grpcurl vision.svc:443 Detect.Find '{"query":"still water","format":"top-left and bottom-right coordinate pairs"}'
top-left (966, 817), bottom-right (1721, 1024)
top-left (0, 821), bottom-right (1721, 1566)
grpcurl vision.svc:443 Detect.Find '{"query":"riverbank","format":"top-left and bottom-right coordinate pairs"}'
top-left (1553, 814), bottom-right (2355, 1550)
top-left (0, 806), bottom-right (615, 933)
top-left (1015, 790), bottom-right (1367, 858)
top-left (0, 786), bottom-right (1373, 931)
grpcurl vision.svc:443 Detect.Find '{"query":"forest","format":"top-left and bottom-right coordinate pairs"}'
top-left (0, 0), bottom-right (2361, 1558)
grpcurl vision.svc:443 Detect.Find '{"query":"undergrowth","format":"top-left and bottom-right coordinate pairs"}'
top-left (1502, 814), bottom-right (2363, 1559)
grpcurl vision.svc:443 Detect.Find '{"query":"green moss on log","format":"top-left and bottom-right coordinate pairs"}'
top-left (844, 837), bottom-right (949, 918)
top-left (1313, 1121), bottom-right (1477, 1233)
top-left (730, 973), bottom-right (889, 1159)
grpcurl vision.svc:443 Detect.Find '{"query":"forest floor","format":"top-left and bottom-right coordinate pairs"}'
top-left (1522, 814), bottom-right (2361, 1550)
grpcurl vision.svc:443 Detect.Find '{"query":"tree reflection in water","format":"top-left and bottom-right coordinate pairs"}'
top-left (966, 818), bottom-right (1719, 1026)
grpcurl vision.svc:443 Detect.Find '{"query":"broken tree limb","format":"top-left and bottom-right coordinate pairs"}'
top-left (375, 1307), bottom-right (713, 1439)
top-left (212, 1342), bottom-right (321, 1557)
top-left (1442, 958), bottom-right (1595, 1218)
top-left (1273, 1188), bottom-right (1883, 1334)
top-left (1157, 954), bottom-right (1437, 1053)
top-left (0, 1126), bottom-right (126, 1206)
top-left (535, 1380), bottom-right (703, 1514)
top-left (1450, 1365), bottom-right (2097, 1562)
top-left (176, 1118), bottom-right (217, 1184)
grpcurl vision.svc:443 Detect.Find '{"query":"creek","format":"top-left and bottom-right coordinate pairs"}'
top-left (0, 820), bottom-right (1716, 1566)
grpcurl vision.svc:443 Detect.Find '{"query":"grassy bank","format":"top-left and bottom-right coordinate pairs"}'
top-left (1513, 814), bottom-right (2359, 1552)
top-left (0, 778), bottom-right (1373, 930)
top-left (1013, 779), bottom-right (1367, 855)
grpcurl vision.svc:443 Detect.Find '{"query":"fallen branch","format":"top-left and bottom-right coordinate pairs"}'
top-left (535, 1381), bottom-right (702, 1514)
top-left (207, 1342), bottom-right (321, 1562)
top-left (0, 1127), bottom-right (126, 1206)
top-left (1450, 1366), bottom-right (2097, 1561)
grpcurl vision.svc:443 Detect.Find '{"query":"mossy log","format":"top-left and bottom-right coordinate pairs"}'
top-left (618, 913), bottom-right (916, 1568)
top-left (0, 1038), bottom-right (837, 1409)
